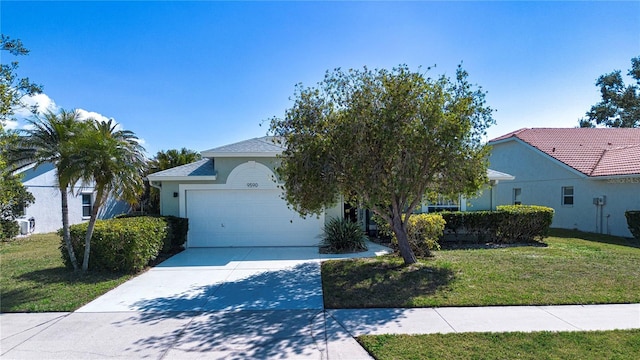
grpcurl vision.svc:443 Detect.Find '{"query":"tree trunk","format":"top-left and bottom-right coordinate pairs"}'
top-left (82, 189), bottom-right (104, 272)
top-left (60, 188), bottom-right (79, 271)
top-left (391, 212), bottom-right (417, 265)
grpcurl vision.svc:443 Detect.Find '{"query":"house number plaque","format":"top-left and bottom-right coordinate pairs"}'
top-left (246, 182), bottom-right (259, 188)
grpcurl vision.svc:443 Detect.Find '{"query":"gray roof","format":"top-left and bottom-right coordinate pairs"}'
top-left (201, 136), bottom-right (284, 157)
top-left (147, 159), bottom-right (216, 179)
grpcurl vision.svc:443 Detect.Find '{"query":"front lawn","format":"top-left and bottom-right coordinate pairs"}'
top-left (322, 229), bottom-right (640, 308)
top-left (358, 330), bottom-right (640, 360)
top-left (0, 233), bottom-right (134, 312)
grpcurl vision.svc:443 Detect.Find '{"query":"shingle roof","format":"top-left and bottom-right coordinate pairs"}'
top-left (201, 136), bottom-right (284, 156)
top-left (147, 159), bottom-right (215, 178)
top-left (489, 128), bottom-right (640, 177)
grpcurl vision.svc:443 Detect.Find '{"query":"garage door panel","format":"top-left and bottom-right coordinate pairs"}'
top-left (186, 189), bottom-right (322, 247)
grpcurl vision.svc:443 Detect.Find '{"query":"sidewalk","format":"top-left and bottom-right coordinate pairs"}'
top-left (2, 304), bottom-right (639, 359)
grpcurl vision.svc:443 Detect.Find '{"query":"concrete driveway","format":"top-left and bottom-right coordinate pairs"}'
top-left (1, 244), bottom-right (390, 359)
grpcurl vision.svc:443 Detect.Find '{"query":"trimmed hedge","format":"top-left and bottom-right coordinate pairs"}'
top-left (626, 211), bottom-right (640, 240)
top-left (441, 205), bottom-right (554, 244)
top-left (116, 214), bottom-right (188, 252)
top-left (60, 216), bottom-right (188, 273)
top-left (376, 213), bottom-right (446, 257)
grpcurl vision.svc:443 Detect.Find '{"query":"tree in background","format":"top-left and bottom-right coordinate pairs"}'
top-left (65, 119), bottom-right (146, 272)
top-left (0, 129), bottom-right (35, 240)
top-left (143, 148), bottom-right (202, 214)
top-left (0, 35), bottom-right (40, 240)
top-left (1, 34), bottom-right (43, 126)
top-left (579, 56), bottom-right (640, 128)
top-left (270, 65), bottom-right (494, 265)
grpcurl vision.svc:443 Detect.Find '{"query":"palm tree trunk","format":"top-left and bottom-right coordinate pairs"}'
top-left (60, 187), bottom-right (79, 271)
top-left (82, 188), bottom-right (104, 272)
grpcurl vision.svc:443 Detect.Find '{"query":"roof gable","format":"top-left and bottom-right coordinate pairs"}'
top-left (490, 128), bottom-right (640, 177)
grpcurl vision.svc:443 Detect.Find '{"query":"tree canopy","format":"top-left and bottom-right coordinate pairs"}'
top-left (579, 56), bottom-right (640, 128)
top-left (270, 65), bottom-right (494, 264)
top-left (1, 34), bottom-right (43, 126)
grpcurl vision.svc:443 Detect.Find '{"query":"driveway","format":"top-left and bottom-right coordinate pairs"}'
top-left (77, 247), bottom-right (330, 313)
top-left (0, 244), bottom-right (390, 359)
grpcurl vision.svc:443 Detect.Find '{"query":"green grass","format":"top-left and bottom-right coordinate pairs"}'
top-left (1, 233), bottom-right (134, 312)
top-left (358, 330), bottom-right (640, 360)
top-left (322, 229), bottom-right (640, 308)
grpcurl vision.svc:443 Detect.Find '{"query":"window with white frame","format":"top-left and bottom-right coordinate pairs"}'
top-left (82, 194), bottom-right (92, 217)
top-left (513, 188), bottom-right (522, 205)
top-left (562, 186), bottom-right (574, 206)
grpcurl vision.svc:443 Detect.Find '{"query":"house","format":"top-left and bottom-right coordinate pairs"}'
top-left (147, 137), bottom-right (342, 247)
top-left (469, 128), bottom-right (640, 238)
top-left (18, 163), bottom-right (129, 235)
top-left (148, 136), bottom-right (515, 248)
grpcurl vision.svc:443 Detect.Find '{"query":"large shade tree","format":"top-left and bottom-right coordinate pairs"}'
top-left (270, 65), bottom-right (494, 265)
top-left (579, 56), bottom-right (640, 128)
top-left (65, 119), bottom-right (146, 272)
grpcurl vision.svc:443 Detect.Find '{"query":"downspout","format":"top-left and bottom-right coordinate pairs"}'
top-left (148, 180), bottom-right (162, 214)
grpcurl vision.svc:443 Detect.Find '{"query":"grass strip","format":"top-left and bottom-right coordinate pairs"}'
top-left (358, 330), bottom-right (640, 360)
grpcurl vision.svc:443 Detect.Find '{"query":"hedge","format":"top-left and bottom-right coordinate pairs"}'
top-left (441, 205), bottom-right (554, 243)
top-left (116, 214), bottom-right (188, 252)
top-left (625, 211), bottom-right (640, 240)
top-left (60, 216), bottom-right (188, 273)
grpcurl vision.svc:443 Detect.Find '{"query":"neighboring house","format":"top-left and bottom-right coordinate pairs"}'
top-left (148, 136), bottom-right (515, 248)
top-left (469, 128), bottom-right (640, 238)
top-left (18, 163), bottom-right (129, 235)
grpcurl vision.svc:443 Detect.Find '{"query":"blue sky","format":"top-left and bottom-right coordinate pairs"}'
top-left (2, 1), bottom-right (639, 156)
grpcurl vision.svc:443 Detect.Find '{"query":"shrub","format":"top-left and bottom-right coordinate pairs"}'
top-left (495, 205), bottom-right (554, 243)
top-left (60, 216), bottom-right (168, 273)
top-left (322, 217), bottom-right (367, 253)
top-left (626, 211), bottom-right (640, 240)
top-left (374, 213), bottom-right (446, 257)
top-left (441, 206), bottom-right (554, 244)
top-left (116, 214), bottom-right (188, 252)
top-left (0, 219), bottom-right (19, 241)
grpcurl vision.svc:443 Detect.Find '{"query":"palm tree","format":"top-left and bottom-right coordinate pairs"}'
top-left (66, 119), bottom-right (146, 272)
top-left (8, 109), bottom-right (89, 271)
top-left (144, 148), bottom-right (201, 213)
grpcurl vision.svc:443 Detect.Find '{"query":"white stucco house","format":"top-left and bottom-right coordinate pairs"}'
top-left (469, 128), bottom-right (640, 238)
top-left (148, 136), bottom-right (516, 248)
top-left (18, 163), bottom-right (130, 235)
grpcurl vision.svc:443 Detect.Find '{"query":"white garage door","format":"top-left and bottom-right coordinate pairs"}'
top-left (186, 189), bottom-right (323, 247)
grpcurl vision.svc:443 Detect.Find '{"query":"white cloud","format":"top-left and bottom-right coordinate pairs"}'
top-left (2, 119), bottom-right (19, 130)
top-left (14, 93), bottom-right (59, 119)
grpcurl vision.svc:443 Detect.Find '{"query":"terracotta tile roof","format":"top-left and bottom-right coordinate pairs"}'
top-left (489, 128), bottom-right (640, 177)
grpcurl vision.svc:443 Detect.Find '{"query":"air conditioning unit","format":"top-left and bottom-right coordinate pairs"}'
top-left (17, 219), bottom-right (29, 235)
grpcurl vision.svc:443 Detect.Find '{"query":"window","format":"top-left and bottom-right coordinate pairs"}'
top-left (513, 188), bottom-right (522, 205)
top-left (82, 194), bottom-right (92, 217)
top-left (562, 186), bottom-right (574, 206)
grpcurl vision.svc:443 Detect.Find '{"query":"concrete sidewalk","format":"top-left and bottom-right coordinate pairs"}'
top-left (2, 304), bottom-right (639, 359)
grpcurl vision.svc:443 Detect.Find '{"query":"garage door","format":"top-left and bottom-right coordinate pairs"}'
top-left (185, 189), bottom-right (323, 247)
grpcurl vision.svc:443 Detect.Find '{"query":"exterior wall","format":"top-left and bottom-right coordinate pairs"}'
top-left (21, 165), bottom-right (128, 234)
top-left (468, 185), bottom-right (494, 211)
top-left (472, 140), bottom-right (640, 238)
